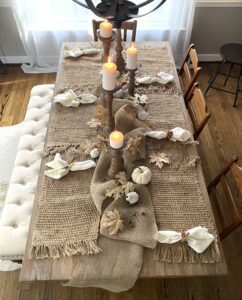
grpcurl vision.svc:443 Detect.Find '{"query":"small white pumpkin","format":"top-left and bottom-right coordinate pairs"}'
top-left (90, 147), bottom-right (100, 159)
top-left (126, 191), bottom-right (139, 205)
top-left (138, 109), bottom-right (149, 121)
top-left (131, 166), bottom-right (152, 185)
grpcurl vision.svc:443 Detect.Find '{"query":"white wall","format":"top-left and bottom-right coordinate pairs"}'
top-left (1, 0), bottom-right (242, 63)
top-left (191, 0), bottom-right (242, 61)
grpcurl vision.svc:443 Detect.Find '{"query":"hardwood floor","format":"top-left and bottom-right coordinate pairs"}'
top-left (0, 64), bottom-right (241, 300)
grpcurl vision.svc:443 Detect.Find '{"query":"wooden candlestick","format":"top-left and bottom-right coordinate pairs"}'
top-left (115, 28), bottom-right (125, 74)
top-left (102, 88), bottom-right (116, 135)
top-left (128, 68), bottom-right (137, 97)
top-left (108, 148), bottom-right (124, 178)
top-left (97, 30), bottom-right (117, 62)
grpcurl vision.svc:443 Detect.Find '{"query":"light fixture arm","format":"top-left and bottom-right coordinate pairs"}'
top-left (128, 0), bottom-right (167, 18)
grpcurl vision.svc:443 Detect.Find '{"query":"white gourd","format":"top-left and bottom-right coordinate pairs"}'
top-left (131, 166), bottom-right (152, 185)
top-left (126, 191), bottom-right (139, 205)
top-left (90, 148), bottom-right (100, 159)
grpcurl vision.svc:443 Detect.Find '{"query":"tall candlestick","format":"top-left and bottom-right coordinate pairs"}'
top-left (127, 44), bottom-right (138, 70)
top-left (102, 57), bottom-right (117, 91)
top-left (109, 131), bottom-right (124, 149)
top-left (100, 20), bottom-right (113, 38)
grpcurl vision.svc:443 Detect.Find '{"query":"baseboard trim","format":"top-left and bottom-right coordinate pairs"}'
top-left (0, 56), bottom-right (28, 64)
top-left (198, 54), bottom-right (222, 62)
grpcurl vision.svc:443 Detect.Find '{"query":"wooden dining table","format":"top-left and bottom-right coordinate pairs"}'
top-left (20, 42), bottom-right (227, 283)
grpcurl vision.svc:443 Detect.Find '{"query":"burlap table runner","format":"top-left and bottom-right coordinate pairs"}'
top-left (31, 42), bottom-right (221, 266)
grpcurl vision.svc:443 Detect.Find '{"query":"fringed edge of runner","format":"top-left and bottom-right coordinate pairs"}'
top-left (31, 240), bottom-right (101, 260)
top-left (154, 240), bottom-right (221, 264)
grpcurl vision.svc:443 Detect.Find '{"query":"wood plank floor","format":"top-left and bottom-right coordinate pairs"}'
top-left (0, 64), bottom-right (242, 300)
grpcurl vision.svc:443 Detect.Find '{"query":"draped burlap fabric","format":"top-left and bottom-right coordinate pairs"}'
top-left (100, 184), bottom-right (158, 249)
top-left (64, 236), bottom-right (144, 293)
top-left (30, 42), bottom-right (221, 292)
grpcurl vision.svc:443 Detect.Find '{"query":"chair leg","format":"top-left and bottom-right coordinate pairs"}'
top-left (223, 63), bottom-right (234, 86)
top-left (204, 60), bottom-right (225, 96)
top-left (233, 65), bottom-right (242, 107)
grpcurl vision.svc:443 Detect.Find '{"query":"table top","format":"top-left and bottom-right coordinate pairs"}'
top-left (20, 42), bottom-right (227, 282)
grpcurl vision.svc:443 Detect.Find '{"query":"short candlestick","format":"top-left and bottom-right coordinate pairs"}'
top-left (108, 148), bottom-right (124, 178)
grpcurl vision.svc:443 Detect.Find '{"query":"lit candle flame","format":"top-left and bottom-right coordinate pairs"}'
top-left (112, 131), bottom-right (122, 140)
top-left (107, 56), bottom-right (112, 64)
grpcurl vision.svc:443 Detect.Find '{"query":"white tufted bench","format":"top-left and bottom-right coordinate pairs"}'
top-left (0, 84), bottom-right (54, 260)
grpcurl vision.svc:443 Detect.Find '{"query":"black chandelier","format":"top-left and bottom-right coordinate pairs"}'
top-left (72, 0), bottom-right (167, 27)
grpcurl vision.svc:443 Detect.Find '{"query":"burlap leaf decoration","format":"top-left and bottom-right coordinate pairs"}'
top-left (133, 94), bottom-right (149, 106)
top-left (125, 137), bottom-right (142, 156)
top-left (93, 105), bottom-right (107, 126)
top-left (115, 172), bottom-right (135, 194)
top-left (105, 180), bottom-right (123, 201)
top-left (149, 153), bottom-right (170, 169)
top-left (96, 135), bottom-right (109, 153)
top-left (83, 136), bottom-right (108, 156)
top-left (65, 148), bottom-right (83, 163)
top-left (105, 172), bottom-right (134, 201)
top-left (86, 118), bottom-right (101, 129)
top-left (83, 139), bottom-right (97, 155)
top-left (115, 171), bottom-right (128, 185)
top-left (101, 209), bottom-right (124, 236)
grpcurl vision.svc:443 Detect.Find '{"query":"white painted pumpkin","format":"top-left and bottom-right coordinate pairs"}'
top-left (131, 166), bottom-right (152, 185)
top-left (90, 148), bottom-right (100, 159)
top-left (126, 191), bottom-right (139, 205)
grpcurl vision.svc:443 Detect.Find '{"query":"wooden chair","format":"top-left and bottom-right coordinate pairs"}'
top-left (207, 158), bottom-right (242, 240)
top-left (92, 20), bottom-right (137, 42)
top-left (178, 44), bottom-right (202, 101)
top-left (185, 82), bottom-right (211, 140)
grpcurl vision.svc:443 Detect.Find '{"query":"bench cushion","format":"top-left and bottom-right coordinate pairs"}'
top-left (0, 84), bottom-right (54, 260)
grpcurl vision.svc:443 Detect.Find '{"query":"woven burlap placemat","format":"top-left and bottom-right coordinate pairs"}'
top-left (31, 42), bottom-right (220, 264)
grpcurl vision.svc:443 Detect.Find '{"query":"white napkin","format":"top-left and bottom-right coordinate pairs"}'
top-left (170, 127), bottom-right (192, 142)
top-left (146, 130), bottom-right (167, 139)
top-left (54, 89), bottom-right (97, 107)
top-left (64, 47), bottom-right (101, 58)
top-left (45, 153), bottom-right (96, 179)
top-left (157, 226), bottom-right (215, 254)
top-left (146, 127), bottom-right (192, 142)
top-left (136, 71), bottom-right (174, 85)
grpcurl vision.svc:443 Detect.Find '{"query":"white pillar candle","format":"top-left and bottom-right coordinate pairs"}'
top-left (127, 45), bottom-right (138, 70)
top-left (109, 131), bottom-right (124, 149)
top-left (102, 57), bottom-right (117, 91)
top-left (100, 20), bottom-right (113, 38)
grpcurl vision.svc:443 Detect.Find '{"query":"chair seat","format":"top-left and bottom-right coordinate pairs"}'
top-left (220, 43), bottom-right (242, 65)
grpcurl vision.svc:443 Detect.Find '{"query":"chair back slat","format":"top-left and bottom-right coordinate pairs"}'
top-left (208, 158), bottom-right (242, 240)
top-left (190, 48), bottom-right (199, 72)
top-left (178, 44), bottom-right (201, 100)
top-left (186, 83), bottom-right (211, 140)
top-left (220, 175), bottom-right (240, 222)
top-left (231, 162), bottom-right (242, 194)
